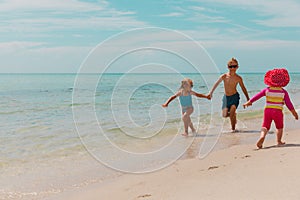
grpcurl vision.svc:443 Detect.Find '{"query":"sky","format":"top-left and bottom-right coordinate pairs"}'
top-left (1, 0), bottom-right (300, 73)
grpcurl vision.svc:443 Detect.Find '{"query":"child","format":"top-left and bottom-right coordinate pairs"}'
top-left (207, 58), bottom-right (250, 132)
top-left (243, 68), bottom-right (298, 149)
top-left (162, 78), bottom-right (210, 136)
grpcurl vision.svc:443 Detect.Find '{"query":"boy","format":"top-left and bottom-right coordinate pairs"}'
top-left (208, 58), bottom-right (250, 132)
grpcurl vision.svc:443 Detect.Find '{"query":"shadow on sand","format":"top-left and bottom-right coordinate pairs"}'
top-left (221, 129), bottom-right (262, 134)
top-left (238, 130), bottom-right (261, 134)
top-left (263, 143), bottom-right (300, 149)
top-left (192, 133), bottom-right (219, 138)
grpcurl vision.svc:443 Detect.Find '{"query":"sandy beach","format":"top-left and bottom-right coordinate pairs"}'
top-left (46, 128), bottom-right (300, 200)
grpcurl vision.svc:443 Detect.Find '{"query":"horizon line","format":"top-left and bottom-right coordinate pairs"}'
top-left (1, 72), bottom-right (300, 75)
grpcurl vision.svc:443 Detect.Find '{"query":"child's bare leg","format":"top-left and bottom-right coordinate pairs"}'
top-left (229, 105), bottom-right (237, 131)
top-left (257, 128), bottom-right (268, 149)
top-left (186, 108), bottom-right (195, 133)
top-left (182, 113), bottom-right (189, 136)
top-left (222, 108), bottom-right (229, 118)
top-left (182, 107), bottom-right (194, 136)
top-left (189, 122), bottom-right (196, 132)
top-left (276, 128), bottom-right (285, 146)
top-left (188, 109), bottom-right (195, 132)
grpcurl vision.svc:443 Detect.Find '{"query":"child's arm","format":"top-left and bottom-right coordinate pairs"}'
top-left (243, 88), bottom-right (267, 108)
top-left (208, 74), bottom-right (224, 98)
top-left (291, 110), bottom-right (299, 120)
top-left (283, 89), bottom-right (299, 120)
top-left (162, 91), bottom-right (180, 107)
top-left (238, 77), bottom-right (250, 101)
top-left (190, 90), bottom-right (209, 99)
top-left (243, 101), bottom-right (252, 108)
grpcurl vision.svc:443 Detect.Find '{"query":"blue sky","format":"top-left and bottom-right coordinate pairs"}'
top-left (1, 0), bottom-right (300, 73)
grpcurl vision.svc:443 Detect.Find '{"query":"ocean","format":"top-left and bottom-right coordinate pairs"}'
top-left (1, 73), bottom-right (300, 199)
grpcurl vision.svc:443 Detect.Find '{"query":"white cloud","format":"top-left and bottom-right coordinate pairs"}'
top-left (1, 1), bottom-right (299, 73)
top-left (5, 16), bottom-right (146, 33)
top-left (189, 6), bottom-right (218, 13)
top-left (0, 1), bottom-right (147, 73)
top-left (0, 0), bottom-right (107, 12)
top-left (0, 41), bottom-right (45, 54)
top-left (185, 13), bottom-right (229, 23)
top-left (1, 38), bottom-right (300, 73)
top-left (0, 43), bottom-right (93, 73)
top-left (160, 12), bottom-right (183, 17)
top-left (202, 39), bottom-right (300, 49)
top-left (0, 0), bottom-right (147, 34)
top-left (246, 0), bottom-right (300, 27)
top-left (196, 0), bottom-right (300, 27)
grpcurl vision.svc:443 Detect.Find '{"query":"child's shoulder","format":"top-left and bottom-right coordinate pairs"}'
top-left (175, 90), bottom-right (182, 96)
top-left (220, 73), bottom-right (227, 79)
top-left (232, 73), bottom-right (243, 81)
top-left (234, 73), bottom-right (242, 78)
top-left (190, 90), bottom-right (196, 94)
top-left (281, 88), bottom-right (288, 93)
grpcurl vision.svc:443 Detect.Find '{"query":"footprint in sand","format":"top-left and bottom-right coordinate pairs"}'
top-left (208, 166), bottom-right (219, 170)
top-left (137, 194), bottom-right (152, 198)
top-left (241, 155), bottom-right (251, 159)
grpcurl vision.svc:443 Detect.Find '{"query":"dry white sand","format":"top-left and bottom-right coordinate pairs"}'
top-left (48, 129), bottom-right (300, 200)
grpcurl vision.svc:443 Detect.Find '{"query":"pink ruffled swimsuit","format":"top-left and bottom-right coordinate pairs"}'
top-left (250, 87), bottom-right (295, 130)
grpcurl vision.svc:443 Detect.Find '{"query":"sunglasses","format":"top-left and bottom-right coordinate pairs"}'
top-left (228, 65), bottom-right (238, 69)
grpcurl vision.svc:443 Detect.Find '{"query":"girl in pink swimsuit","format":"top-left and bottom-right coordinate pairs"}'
top-left (244, 68), bottom-right (298, 149)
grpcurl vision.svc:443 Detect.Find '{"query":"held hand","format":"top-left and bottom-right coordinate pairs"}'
top-left (243, 101), bottom-right (252, 109)
top-left (207, 94), bottom-right (212, 100)
top-left (162, 104), bottom-right (168, 108)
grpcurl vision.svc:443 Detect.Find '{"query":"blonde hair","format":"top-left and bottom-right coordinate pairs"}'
top-left (180, 78), bottom-right (193, 91)
top-left (227, 57), bottom-right (238, 66)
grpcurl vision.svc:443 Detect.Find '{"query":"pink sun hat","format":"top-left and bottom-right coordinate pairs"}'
top-left (264, 68), bottom-right (290, 87)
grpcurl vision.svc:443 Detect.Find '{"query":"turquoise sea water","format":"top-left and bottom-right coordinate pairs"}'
top-left (1, 73), bottom-right (300, 199)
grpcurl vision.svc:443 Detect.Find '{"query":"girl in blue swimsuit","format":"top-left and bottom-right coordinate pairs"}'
top-left (162, 78), bottom-right (210, 136)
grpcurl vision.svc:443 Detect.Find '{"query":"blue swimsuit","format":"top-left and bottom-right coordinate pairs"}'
top-left (179, 92), bottom-right (193, 113)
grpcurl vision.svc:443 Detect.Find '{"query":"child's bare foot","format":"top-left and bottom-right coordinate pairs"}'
top-left (256, 137), bottom-right (265, 149)
top-left (277, 141), bottom-right (286, 146)
top-left (191, 128), bottom-right (196, 133)
top-left (181, 132), bottom-right (188, 136)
